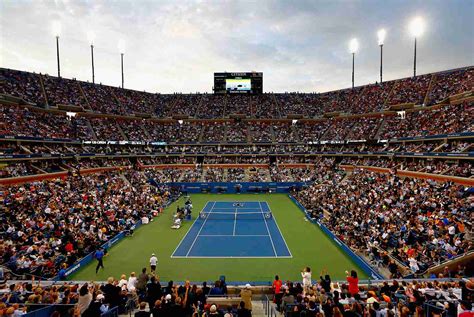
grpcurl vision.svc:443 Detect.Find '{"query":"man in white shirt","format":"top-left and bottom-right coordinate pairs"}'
top-left (149, 253), bottom-right (158, 273)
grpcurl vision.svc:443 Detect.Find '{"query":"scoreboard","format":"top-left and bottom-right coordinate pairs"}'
top-left (214, 72), bottom-right (263, 94)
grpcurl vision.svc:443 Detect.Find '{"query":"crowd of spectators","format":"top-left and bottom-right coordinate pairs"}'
top-left (1, 170), bottom-right (172, 278)
top-left (0, 105), bottom-right (92, 139)
top-left (0, 69), bottom-right (45, 106)
top-left (428, 68), bottom-right (474, 105)
top-left (381, 102), bottom-right (473, 139)
top-left (42, 76), bottom-right (88, 108)
top-left (0, 102), bottom-right (471, 147)
top-left (1, 67), bottom-right (472, 119)
top-left (386, 75), bottom-right (431, 106)
top-left (1, 270), bottom-right (473, 317)
top-left (272, 272), bottom-right (473, 317)
top-left (295, 168), bottom-right (473, 275)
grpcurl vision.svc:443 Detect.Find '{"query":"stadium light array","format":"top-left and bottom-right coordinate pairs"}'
top-left (118, 39), bottom-right (125, 88)
top-left (349, 38), bottom-right (359, 54)
top-left (377, 29), bottom-right (386, 46)
top-left (52, 21), bottom-right (61, 78)
top-left (349, 38), bottom-right (358, 89)
top-left (52, 21), bottom-right (61, 37)
top-left (377, 29), bottom-right (386, 83)
top-left (409, 17), bottom-right (425, 37)
top-left (87, 31), bottom-right (96, 45)
top-left (409, 16), bottom-right (425, 77)
top-left (87, 31), bottom-right (96, 84)
top-left (118, 39), bottom-right (126, 53)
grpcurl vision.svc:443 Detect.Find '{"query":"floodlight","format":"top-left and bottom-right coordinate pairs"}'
top-left (118, 39), bottom-right (126, 53)
top-left (409, 17), bottom-right (425, 37)
top-left (52, 21), bottom-right (61, 37)
top-left (349, 38), bottom-right (359, 54)
top-left (377, 29), bottom-right (386, 45)
top-left (87, 31), bottom-right (96, 45)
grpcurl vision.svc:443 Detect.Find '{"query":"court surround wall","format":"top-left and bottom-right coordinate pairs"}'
top-left (288, 195), bottom-right (384, 280)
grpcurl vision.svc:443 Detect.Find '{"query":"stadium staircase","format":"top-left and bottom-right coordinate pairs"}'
top-left (85, 120), bottom-right (98, 140)
top-left (373, 117), bottom-right (387, 139)
top-left (140, 124), bottom-right (152, 140)
top-left (383, 80), bottom-right (397, 109)
top-left (78, 82), bottom-right (92, 110)
top-left (117, 124), bottom-right (128, 140)
top-left (251, 300), bottom-right (268, 316)
top-left (269, 125), bottom-right (276, 143)
top-left (424, 74), bottom-right (436, 105)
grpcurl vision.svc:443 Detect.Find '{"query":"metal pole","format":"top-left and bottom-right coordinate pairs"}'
top-left (352, 52), bottom-right (355, 89)
top-left (56, 36), bottom-right (61, 77)
top-left (91, 44), bottom-right (95, 84)
top-left (413, 37), bottom-right (417, 77)
top-left (121, 53), bottom-right (124, 88)
top-left (380, 44), bottom-right (383, 83)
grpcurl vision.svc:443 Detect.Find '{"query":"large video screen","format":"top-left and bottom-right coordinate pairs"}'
top-left (226, 78), bottom-right (251, 92)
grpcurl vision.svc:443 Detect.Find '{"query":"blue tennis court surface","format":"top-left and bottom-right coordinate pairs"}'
top-left (171, 201), bottom-right (292, 258)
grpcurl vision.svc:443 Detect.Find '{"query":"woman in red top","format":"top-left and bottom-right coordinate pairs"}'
top-left (272, 275), bottom-right (282, 303)
top-left (346, 270), bottom-right (359, 295)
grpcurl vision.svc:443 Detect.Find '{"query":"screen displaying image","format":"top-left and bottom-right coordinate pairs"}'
top-left (226, 78), bottom-right (251, 91)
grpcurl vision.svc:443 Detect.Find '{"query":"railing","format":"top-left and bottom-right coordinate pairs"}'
top-left (21, 304), bottom-right (119, 317)
top-left (23, 304), bottom-right (75, 317)
top-left (262, 294), bottom-right (279, 317)
top-left (422, 299), bottom-right (460, 317)
top-left (101, 306), bottom-right (119, 317)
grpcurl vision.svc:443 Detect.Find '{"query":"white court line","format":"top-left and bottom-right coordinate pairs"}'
top-left (184, 201), bottom-right (216, 257)
top-left (209, 208), bottom-right (260, 210)
top-left (263, 201), bottom-right (293, 258)
top-left (170, 201), bottom-right (211, 258)
top-left (233, 208), bottom-right (237, 236)
top-left (199, 234), bottom-right (270, 237)
top-left (171, 255), bottom-right (293, 259)
top-left (259, 201), bottom-right (277, 257)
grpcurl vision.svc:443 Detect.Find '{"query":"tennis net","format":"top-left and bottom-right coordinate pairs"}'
top-left (199, 211), bottom-right (272, 220)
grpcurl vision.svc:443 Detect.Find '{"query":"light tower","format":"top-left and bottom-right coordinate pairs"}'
top-left (409, 17), bottom-right (425, 77)
top-left (118, 39), bottom-right (125, 88)
top-left (377, 29), bottom-right (386, 83)
top-left (349, 38), bottom-right (359, 89)
top-left (87, 31), bottom-right (96, 83)
top-left (52, 21), bottom-right (61, 77)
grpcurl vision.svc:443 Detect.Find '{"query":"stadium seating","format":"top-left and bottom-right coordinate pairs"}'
top-left (0, 66), bottom-right (472, 316)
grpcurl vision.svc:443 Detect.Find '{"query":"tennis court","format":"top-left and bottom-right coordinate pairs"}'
top-left (171, 201), bottom-right (292, 258)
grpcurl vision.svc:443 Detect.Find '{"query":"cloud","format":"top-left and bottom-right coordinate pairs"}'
top-left (1, 0), bottom-right (473, 93)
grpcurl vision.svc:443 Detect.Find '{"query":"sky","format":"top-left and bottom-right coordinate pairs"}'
top-left (1, 0), bottom-right (473, 94)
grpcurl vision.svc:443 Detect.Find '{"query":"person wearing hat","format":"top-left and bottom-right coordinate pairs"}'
top-left (240, 284), bottom-right (252, 312)
top-left (149, 253), bottom-right (158, 273)
top-left (83, 292), bottom-right (107, 317)
top-left (207, 304), bottom-right (221, 316)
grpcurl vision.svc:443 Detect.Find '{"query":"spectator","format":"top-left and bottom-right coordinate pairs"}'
top-left (134, 301), bottom-right (150, 317)
top-left (149, 253), bottom-right (158, 273)
top-left (237, 301), bottom-right (251, 317)
top-left (301, 267), bottom-right (312, 294)
top-left (240, 284), bottom-right (252, 312)
top-left (272, 275), bottom-right (282, 300)
top-left (137, 268), bottom-right (149, 296)
top-left (346, 270), bottom-right (359, 296)
top-left (77, 283), bottom-right (93, 315)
